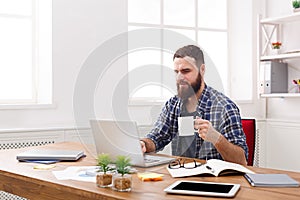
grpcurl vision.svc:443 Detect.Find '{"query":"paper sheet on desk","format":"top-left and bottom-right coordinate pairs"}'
top-left (52, 166), bottom-right (97, 182)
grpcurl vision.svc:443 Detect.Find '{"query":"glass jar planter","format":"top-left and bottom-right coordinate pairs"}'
top-left (112, 174), bottom-right (132, 192)
top-left (96, 172), bottom-right (113, 188)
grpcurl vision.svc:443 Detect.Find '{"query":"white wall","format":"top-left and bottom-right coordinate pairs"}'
top-left (228, 0), bottom-right (266, 119)
top-left (246, 0), bottom-right (300, 171)
top-left (0, 0), bottom-right (128, 130)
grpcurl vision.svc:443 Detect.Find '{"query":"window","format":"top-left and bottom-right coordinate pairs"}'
top-left (128, 0), bottom-right (228, 100)
top-left (0, 0), bottom-right (52, 105)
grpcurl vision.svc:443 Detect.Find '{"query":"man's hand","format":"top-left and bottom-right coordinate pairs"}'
top-left (140, 140), bottom-right (146, 153)
top-left (194, 117), bottom-right (247, 165)
top-left (194, 116), bottom-right (221, 145)
top-left (140, 138), bottom-right (156, 153)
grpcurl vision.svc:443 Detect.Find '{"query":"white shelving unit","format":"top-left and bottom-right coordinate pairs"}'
top-left (260, 52), bottom-right (300, 61)
top-left (260, 93), bottom-right (300, 98)
top-left (260, 11), bottom-right (300, 24)
top-left (258, 12), bottom-right (300, 98)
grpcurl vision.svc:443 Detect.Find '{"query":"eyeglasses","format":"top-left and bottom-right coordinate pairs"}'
top-left (168, 158), bottom-right (202, 169)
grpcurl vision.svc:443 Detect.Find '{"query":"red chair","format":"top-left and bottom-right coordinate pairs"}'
top-left (241, 119), bottom-right (256, 166)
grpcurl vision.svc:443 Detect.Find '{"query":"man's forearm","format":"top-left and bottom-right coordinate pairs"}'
top-left (214, 135), bottom-right (247, 165)
top-left (140, 138), bottom-right (156, 153)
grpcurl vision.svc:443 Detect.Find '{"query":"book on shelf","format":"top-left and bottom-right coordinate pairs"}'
top-left (244, 173), bottom-right (299, 187)
top-left (167, 159), bottom-right (255, 178)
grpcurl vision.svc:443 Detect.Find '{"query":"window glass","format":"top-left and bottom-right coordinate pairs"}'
top-left (164, 0), bottom-right (195, 27)
top-left (198, 0), bottom-right (227, 29)
top-left (0, 0), bottom-right (32, 15)
top-left (0, 0), bottom-right (52, 104)
top-left (128, 49), bottom-right (162, 98)
top-left (198, 31), bottom-right (228, 92)
top-left (128, 49), bottom-right (161, 71)
top-left (128, 0), bottom-right (161, 24)
top-left (131, 85), bottom-right (162, 98)
top-left (0, 18), bottom-right (33, 100)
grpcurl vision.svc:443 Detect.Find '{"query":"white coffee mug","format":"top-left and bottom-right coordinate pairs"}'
top-left (178, 116), bottom-right (195, 136)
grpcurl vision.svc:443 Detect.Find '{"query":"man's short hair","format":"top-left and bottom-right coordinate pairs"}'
top-left (173, 45), bottom-right (205, 69)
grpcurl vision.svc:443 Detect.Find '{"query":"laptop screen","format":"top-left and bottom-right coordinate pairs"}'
top-left (90, 120), bottom-right (145, 166)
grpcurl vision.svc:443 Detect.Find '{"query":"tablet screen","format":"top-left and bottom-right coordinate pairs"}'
top-left (172, 182), bottom-right (233, 193)
top-left (164, 181), bottom-right (240, 197)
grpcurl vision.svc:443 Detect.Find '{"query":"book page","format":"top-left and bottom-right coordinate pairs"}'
top-left (167, 159), bottom-right (255, 178)
top-left (206, 159), bottom-right (255, 176)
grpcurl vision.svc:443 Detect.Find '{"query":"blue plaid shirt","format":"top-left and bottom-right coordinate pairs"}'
top-left (146, 85), bottom-right (248, 160)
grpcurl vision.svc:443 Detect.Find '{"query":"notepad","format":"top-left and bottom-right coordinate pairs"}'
top-left (244, 173), bottom-right (299, 187)
top-left (137, 172), bottom-right (164, 181)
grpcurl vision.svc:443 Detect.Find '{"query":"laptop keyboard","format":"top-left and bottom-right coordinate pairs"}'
top-left (144, 158), bottom-right (160, 163)
top-left (144, 155), bottom-right (163, 163)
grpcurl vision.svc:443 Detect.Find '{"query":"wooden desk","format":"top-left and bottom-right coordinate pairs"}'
top-left (0, 142), bottom-right (299, 200)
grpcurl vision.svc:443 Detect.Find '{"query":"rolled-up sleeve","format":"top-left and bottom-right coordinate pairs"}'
top-left (219, 104), bottom-right (249, 160)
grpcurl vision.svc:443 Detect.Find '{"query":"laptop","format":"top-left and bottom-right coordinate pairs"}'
top-left (90, 119), bottom-right (174, 167)
top-left (16, 149), bottom-right (85, 162)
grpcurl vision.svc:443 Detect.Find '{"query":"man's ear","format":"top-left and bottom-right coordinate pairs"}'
top-left (200, 64), bottom-right (205, 76)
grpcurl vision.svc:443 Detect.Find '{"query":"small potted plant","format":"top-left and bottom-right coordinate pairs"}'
top-left (293, 0), bottom-right (300, 12)
top-left (96, 153), bottom-right (114, 188)
top-left (112, 155), bottom-right (132, 192)
top-left (272, 42), bottom-right (282, 49)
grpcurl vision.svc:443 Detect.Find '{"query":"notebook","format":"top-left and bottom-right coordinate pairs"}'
top-left (90, 119), bottom-right (174, 167)
top-left (244, 173), bottom-right (299, 187)
top-left (16, 149), bottom-right (85, 162)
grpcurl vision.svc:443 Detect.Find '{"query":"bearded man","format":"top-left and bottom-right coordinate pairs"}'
top-left (140, 45), bottom-right (248, 165)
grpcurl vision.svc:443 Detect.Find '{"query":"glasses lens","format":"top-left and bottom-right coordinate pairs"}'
top-left (169, 160), bottom-right (181, 169)
top-left (183, 159), bottom-right (197, 169)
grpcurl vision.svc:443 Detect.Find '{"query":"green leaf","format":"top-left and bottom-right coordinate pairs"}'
top-left (293, 0), bottom-right (300, 8)
top-left (97, 153), bottom-right (112, 173)
top-left (115, 155), bottom-right (131, 176)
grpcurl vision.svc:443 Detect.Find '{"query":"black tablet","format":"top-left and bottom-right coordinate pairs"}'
top-left (164, 181), bottom-right (240, 197)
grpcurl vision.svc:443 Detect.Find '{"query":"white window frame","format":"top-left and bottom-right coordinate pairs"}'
top-left (128, 0), bottom-right (229, 103)
top-left (0, 0), bottom-right (52, 107)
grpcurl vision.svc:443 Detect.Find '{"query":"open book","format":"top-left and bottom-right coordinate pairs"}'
top-left (167, 159), bottom-right (255, 178)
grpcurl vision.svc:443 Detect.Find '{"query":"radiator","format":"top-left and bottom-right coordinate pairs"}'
top-left (0, 191), bottom-right (28, 200)
top-left (0, 140), bottom-right (55, 150)
top-left (253, 128), bottom-right (260, 167)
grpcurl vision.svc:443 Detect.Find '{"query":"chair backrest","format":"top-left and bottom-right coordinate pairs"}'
top-left (241, 119), bottom-right (256, 166)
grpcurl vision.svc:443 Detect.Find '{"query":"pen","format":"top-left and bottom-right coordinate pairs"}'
top-left (206, 165), bottom-right (215, 173)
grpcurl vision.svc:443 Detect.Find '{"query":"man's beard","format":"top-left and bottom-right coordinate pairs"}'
top-left (177, 73), bottom-right (202, 100)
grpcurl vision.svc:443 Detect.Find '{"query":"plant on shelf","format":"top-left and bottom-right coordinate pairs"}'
top-left (272, 42), bottom-right (282, 49)
top-left (112, 155), bottom-right (132, 192)
top-left (96, 153), bottom-right (114, 188)
top-left (293, 79), bottom-right (300, 85)
top-left (293, 0), bottom-right (300, 9)
top-left (292, 79), bottom-right (300, 93)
